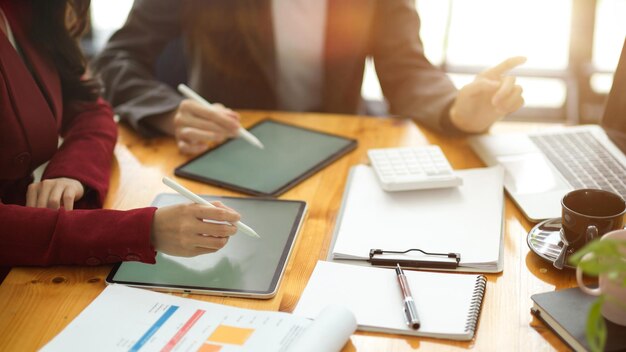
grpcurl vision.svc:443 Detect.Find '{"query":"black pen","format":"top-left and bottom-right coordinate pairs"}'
top-left (395, 263), bottom-right (420, 329)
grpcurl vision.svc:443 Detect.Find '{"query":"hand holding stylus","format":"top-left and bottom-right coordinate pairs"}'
top-left (151, 201), bottom-right (240, 257)
top-left (177, 84), bottom-right (264, 149)
top-left (162, 177), bottom-right (261, 238)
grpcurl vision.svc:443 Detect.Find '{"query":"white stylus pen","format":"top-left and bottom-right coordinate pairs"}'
top-left (162, 177), bottom-right (261, 238)
top-left (177, 84), bottom-right (264, 149)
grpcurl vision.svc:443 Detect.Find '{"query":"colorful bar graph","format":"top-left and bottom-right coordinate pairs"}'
top-left (130, 305), bottom-right (179, 352)
top-left (161, 309), bottom-right (206, 352)
top-left (207, 324), bottom-right (255, 346)
top-left (197, 344), bottom-right (222, 352)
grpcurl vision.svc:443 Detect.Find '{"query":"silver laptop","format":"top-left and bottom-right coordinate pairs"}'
top-left (470, 38), bottom-right (626, 222)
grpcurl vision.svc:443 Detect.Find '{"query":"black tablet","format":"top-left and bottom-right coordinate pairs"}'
top-left (106, 193), bottom-right (307, 298)
top-left (175, 119), bottom-right (357, 197)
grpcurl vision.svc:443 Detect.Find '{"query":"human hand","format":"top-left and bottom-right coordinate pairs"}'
top-left (174, 99), bottom-right (241, 154)
top-left (26, 177), bottom-right (85, 210)
top-left (151, 201), bottom-right (241, 257)
top-left (450, 56), bottom-right (527, 133)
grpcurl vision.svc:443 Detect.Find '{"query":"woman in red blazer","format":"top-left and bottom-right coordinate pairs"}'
top-left (0, 0), bottom-right (239, 273)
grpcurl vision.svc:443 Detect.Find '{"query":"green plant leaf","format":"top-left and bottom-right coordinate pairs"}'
top-left (569, 239), bottom-right (626, 275)
top-left (586, 296), bottom-right (607, 352)
top-left (572, 239), bottom-right (626, 351)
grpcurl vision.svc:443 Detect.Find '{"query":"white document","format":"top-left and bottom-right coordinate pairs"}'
top-left (294, 261), bottom-right (487, 341)
top-left (41, 285), bottom-right (356, 352)
top-left (331, 165), bottom-right (504, 272)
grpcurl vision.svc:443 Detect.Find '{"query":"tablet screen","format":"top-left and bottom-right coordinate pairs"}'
top-left (106, 194), bottom-right (307, 298)
top-left (175, 120), bottom-right (357, 196)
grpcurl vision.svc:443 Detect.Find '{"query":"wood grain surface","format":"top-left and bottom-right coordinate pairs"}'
top-left (0, 111), bottom-right (574, 351)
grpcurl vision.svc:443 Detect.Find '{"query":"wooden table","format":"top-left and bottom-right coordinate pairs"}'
top-left (0, 111), bottom-right (575, 351)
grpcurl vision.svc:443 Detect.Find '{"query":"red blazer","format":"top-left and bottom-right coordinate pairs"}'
top-left (0, 3), bottom-right (156, 267)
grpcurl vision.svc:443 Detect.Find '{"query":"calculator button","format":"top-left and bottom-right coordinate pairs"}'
top-left (368, 146), bottom-right (463, 191)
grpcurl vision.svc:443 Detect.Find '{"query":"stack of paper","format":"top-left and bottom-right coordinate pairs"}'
top-left (330, 165), bottom-right (505, 272)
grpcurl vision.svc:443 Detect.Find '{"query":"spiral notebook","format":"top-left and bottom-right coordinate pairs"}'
top-left (294, 261), bottom-right (487, 340)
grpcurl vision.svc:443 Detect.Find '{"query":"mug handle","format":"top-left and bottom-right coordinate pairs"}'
top-left (585, 225), bottom-right (598, 243)
top-left (576, 252), bottom-right (602, 296)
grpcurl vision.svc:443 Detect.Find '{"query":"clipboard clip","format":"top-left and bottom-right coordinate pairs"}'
top-left (368, 248), bottom-right (461, 269)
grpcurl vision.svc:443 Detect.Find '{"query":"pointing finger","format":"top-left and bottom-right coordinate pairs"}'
top-left (480, 56), bottom-right (527, 78)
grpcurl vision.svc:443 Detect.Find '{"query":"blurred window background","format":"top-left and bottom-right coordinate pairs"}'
top-left (87, 0), bottom-right (626, 124)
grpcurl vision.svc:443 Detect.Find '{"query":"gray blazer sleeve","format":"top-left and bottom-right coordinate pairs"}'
top-left (372, 0), bottom-right (461, 134)
top-left (91, 0), bottom-right (184, 137)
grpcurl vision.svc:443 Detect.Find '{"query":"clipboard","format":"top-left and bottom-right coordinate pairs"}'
top-left (327, 165), bottom-right (505, 273)
top-left (367, 248), bottom-right (461, 269)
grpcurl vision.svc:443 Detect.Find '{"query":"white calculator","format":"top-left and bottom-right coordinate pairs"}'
top-left (367, 146), bottom-right (462, 191)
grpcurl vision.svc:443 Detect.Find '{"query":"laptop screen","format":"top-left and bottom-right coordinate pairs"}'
top-left (601, 37), bottom-right (626, 153)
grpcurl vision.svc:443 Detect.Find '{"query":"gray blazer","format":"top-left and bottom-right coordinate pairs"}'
top-left (93, 0), bottom-right (459, 136)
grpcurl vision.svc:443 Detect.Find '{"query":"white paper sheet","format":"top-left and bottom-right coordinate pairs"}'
top-left (332, 165), bottom-right (504, 271)
top-left (41, 285), bottom-right (355, 352)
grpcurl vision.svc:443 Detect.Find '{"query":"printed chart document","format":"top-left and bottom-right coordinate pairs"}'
top-left (330, 165), bottom-right (505, 272)
top-left (41, 285), bottom-right (356, 352)
top-left (294, 261), bottom-right (487, 341)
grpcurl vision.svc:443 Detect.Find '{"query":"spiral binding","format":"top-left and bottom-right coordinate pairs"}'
top-left (464, 275), bottom-right (487, 334)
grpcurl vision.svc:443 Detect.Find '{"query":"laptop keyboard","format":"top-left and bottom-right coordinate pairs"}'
top-left (529, 131), bottom-right (626, 198)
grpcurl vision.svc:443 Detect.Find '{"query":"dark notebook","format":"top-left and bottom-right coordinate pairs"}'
top-left (531, 288), bottom-right (626, 352)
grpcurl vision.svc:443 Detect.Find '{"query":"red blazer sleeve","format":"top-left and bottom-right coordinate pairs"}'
top-left (42, 98), bottom-right (118, 208)
top-left (0, 203), bottom-right (157, 266)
